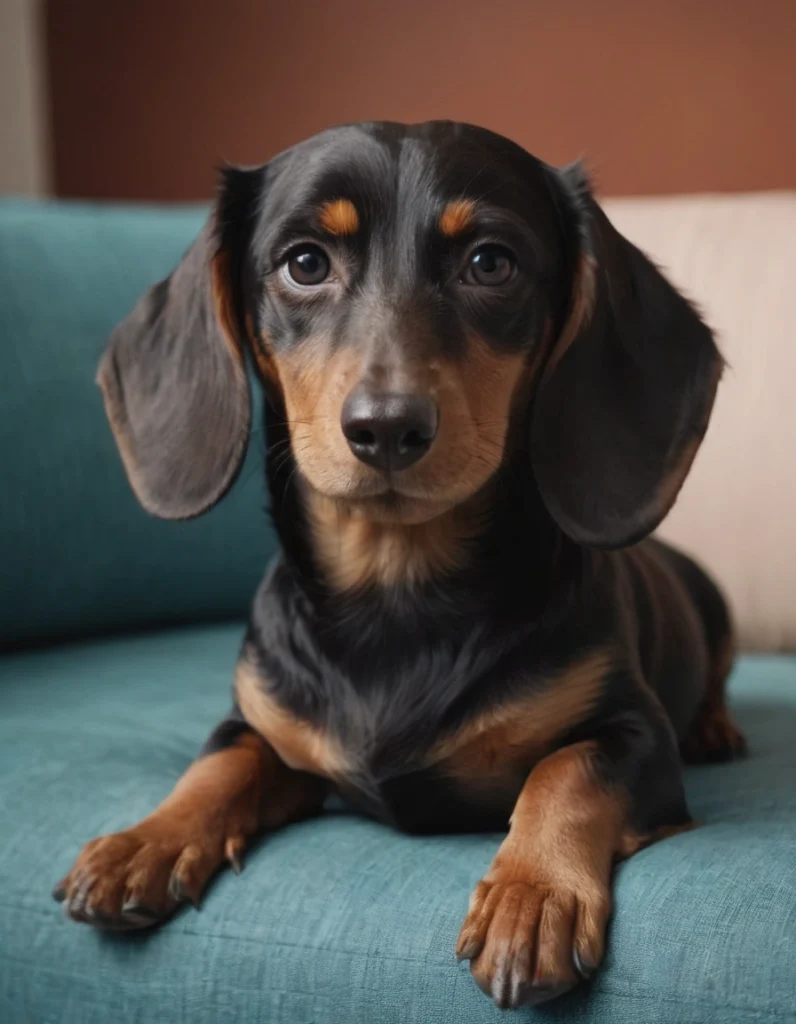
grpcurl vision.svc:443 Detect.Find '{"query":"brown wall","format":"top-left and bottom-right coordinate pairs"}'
top-left (46, 0), bottom-right (796, 201)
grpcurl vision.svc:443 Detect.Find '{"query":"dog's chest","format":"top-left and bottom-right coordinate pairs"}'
top-left (236, 655), bottom-right (596, 833)
top-left (289, 694), bottom-right (532, 832)
top-left (333, 699), bottom-right (541, 832)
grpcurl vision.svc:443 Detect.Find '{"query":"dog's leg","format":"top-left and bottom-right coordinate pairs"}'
top-left (456, 710), bottom-right (693, 1009)
top-left (681, 632), bottom-right (747, 763)
top-left (53, 712), bottom-right (327, 929)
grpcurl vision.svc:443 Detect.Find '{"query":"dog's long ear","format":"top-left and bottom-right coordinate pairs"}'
top-left (97, 168), bottom-right (262, 520)
top-left (531, 166), bottom-right (722, 548)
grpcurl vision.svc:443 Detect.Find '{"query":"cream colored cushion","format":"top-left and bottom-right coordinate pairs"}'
top-left (603, 192), bottom-right (796, 651)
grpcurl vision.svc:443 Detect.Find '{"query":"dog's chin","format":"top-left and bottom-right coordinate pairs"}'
top-left (297, 453), bottom-right (501, 526)
top-left (346, 491), bottom-right (458, 526)
top-left (304, 478), bottom-right (464, 526)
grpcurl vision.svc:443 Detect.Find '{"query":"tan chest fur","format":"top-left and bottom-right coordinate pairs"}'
top-left (235, 651), bottom-right (610, 793)
top-left (428, 651), bottom-right (610, 793)
top-left (236, 661), bottom-right (349, 778)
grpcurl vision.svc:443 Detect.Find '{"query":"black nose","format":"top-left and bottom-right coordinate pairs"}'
top-left (341, 391), bottom-right (438, 471)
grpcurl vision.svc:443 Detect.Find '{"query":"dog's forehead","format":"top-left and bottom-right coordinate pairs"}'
top-left (261, 121), bottom-right (555, 225)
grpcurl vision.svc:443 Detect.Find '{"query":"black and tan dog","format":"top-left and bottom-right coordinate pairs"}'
top-left (54, 121), bottom-right (746, 1009)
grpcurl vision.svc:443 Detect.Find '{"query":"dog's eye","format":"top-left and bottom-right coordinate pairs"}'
top-left (285, 245), bottom-right (330, 286)
top-left (463, 245), bottom-right (515, 287)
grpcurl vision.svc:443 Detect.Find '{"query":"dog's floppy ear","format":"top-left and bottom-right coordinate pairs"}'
top-left (531, 165), bottom-right (722, 548)
top-left (97, 168), bottom-right (262, 520)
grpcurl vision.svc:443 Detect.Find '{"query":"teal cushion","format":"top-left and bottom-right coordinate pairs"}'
top-left (1, 626), bottom-right (794, 1023)
top-left (0, 200), bottom-right (275, 648)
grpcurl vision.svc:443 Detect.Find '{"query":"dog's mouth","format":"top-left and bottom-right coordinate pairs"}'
top-left (287, 425), bottom-right (511, 525)
top-left (300, 472), bottom-right (462, 525)
top-left (353, 489), bottom-right (456, 524)
top-left (301, 454), bottom-right (505, 527)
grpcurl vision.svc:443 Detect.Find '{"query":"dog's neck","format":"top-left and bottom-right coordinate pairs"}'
top-left (304, 489), bottom-right (492, 595)
top-left (266, 433), bottom-right (583, 659)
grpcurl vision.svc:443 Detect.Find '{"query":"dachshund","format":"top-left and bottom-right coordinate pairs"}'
top-left (54, 121), bottom-right (746, 1009)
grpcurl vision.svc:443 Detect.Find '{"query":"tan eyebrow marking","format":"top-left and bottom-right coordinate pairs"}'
top-left (439, 199), bottom-right (476, 238)
top-left (318, 198), bottom-right (360, 236)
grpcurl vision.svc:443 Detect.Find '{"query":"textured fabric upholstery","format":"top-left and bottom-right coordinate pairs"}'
top-left (1, 625), bottom-right (795, 1024)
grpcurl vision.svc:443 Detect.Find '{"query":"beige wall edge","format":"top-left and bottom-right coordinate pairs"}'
top-left (0, 0), bottom-right (50, 196)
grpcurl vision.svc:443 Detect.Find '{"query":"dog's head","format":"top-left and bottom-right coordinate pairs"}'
top-left (99, 121), bottom-right (720, 549)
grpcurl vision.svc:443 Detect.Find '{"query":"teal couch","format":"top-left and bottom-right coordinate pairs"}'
top-left (2, 199), bottom-right (795, 1024)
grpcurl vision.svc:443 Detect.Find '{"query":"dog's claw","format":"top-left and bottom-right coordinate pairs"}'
top-left (573, 948), bottom-right (597, 980)
top-left (225, 836), bottom-right (245, 876)
top-left (455, 936), bottom-right (480, 961)
top-left (171, 876), bottom-right (198, 908)
top-left (121, 900), bottom-right (161, 920)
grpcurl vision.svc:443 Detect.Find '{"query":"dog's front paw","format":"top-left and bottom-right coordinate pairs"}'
top-left (456, 868), bottom-right (610, 1009)
top-left (53, 817), bottom-right (246, 931)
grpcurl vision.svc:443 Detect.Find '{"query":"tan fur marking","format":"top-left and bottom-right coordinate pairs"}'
top-left (434, 651), bottom-right (612, 782)
top-left (236, 659), bottom-right (350, 779)
top-left (165, 731), bottom-right (322, 833)
top-left (54, 728), bottom-right (325, 927)
top-left (210, 248), bottom-right (242, 358)
top-left (242, 312), bottom-right (278, 389)
top-left (278, 342), bottom-right (364, 488)
top-left (439, 199), bottom-right (476, 238)
top-left (544, 252), bottom-right (597, 379)
top-left (318, 198), bottom-right (360, 236)
top-left (244, 311), bottom-right (256, 344)
top-left (251, 332), bottom-right (283, 393)
top-left (459, 337), bottom-right (529, 456)
top-left (281, 343), bottom-right (350, 424)
top-left (308, 490), bottom-right (487, 591)
top-left (270, 332), bottom-right (529, 521)
top-left (456, 740), bottom-right (677, 1000)
top-left (295, 331), bottom-right (529, 590)
top-left (503, 741), bottom-right (627, 867)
